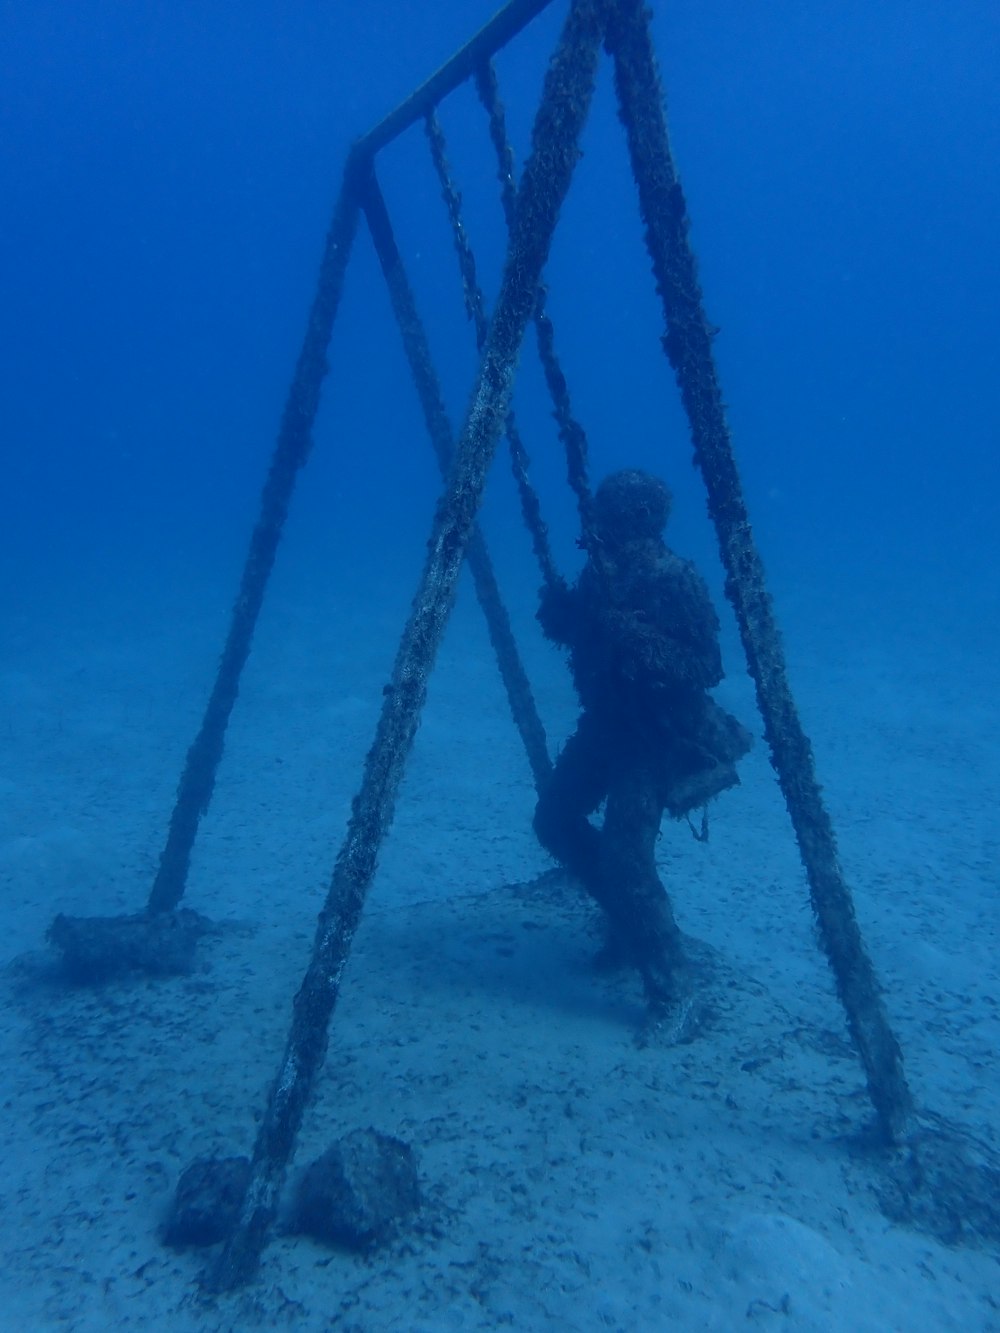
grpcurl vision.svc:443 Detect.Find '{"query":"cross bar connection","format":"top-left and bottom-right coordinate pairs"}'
top-left (353, 0), bottom-right (557, 162)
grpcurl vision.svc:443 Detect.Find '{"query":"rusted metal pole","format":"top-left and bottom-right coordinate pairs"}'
top-left (146, 161), bottom-right (363, 915)
top-left (606, 0), bottom-right (914, 1145)
top-left (209, 0), bottom-right (610, 1291)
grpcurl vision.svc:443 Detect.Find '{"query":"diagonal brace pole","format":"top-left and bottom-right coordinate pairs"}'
top-left (208, 0), bottom-right (610, 1291)
top-left (605, 0), bottom-right (914, 1145)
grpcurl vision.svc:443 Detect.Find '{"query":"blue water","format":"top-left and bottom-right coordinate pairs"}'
top-left (2, 2), bottom-right (998, 1327)
top-left (3, 0), bottom-right (997, 599)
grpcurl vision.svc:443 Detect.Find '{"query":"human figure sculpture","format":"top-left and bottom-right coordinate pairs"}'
top-left (534, 469), bottom-right (751, 1038)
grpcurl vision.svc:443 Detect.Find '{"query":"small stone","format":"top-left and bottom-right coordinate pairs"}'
top-left (163, 1155), bottom-right (250, 1247)
top-left (294, 1128), bottom-right (420, 1250)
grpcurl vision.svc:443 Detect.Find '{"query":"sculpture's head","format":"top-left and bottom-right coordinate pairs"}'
top-left (592, 469), bottom-right (672, 547)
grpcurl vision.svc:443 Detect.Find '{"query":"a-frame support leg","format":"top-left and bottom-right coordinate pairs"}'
top-left (208, 0), bottom-right (610, 1291)
top-left (146, 168), bottom-right (363, 915)
top-left (605, 0), bottom-right (915, 1146)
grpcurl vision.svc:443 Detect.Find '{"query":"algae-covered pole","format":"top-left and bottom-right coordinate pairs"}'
top-left (209, 0), bottom-right (609, 1291)
top-left (147, 165), bottom-right (363, 915)
top-left (426, 107), bottom-right (561, 598)
top-left (475, 60), bottom-right (598, 544)
top-left (605, 0), bottom-right (914, 1145)
top-left (360, 166), bottom-right (551, 791)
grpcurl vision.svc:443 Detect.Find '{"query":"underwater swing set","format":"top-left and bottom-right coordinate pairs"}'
top-left (47, 0), bottom-right (999, 1290)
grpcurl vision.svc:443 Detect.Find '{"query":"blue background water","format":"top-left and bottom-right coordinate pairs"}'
top-left (3, 0), bottom-right (997, 623)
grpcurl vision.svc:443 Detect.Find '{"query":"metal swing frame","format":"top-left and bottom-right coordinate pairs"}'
top-left (147, 0), bottom-right (921, 1289)
top-left (30, 0), bottom-right (940, 1286)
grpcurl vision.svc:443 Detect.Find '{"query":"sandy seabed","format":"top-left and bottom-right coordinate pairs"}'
top-left (1, 558), bottom-right (997, 1331)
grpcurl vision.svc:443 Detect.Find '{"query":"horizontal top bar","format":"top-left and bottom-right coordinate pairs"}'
top-left (351, 0), bottom-right (558, 162)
